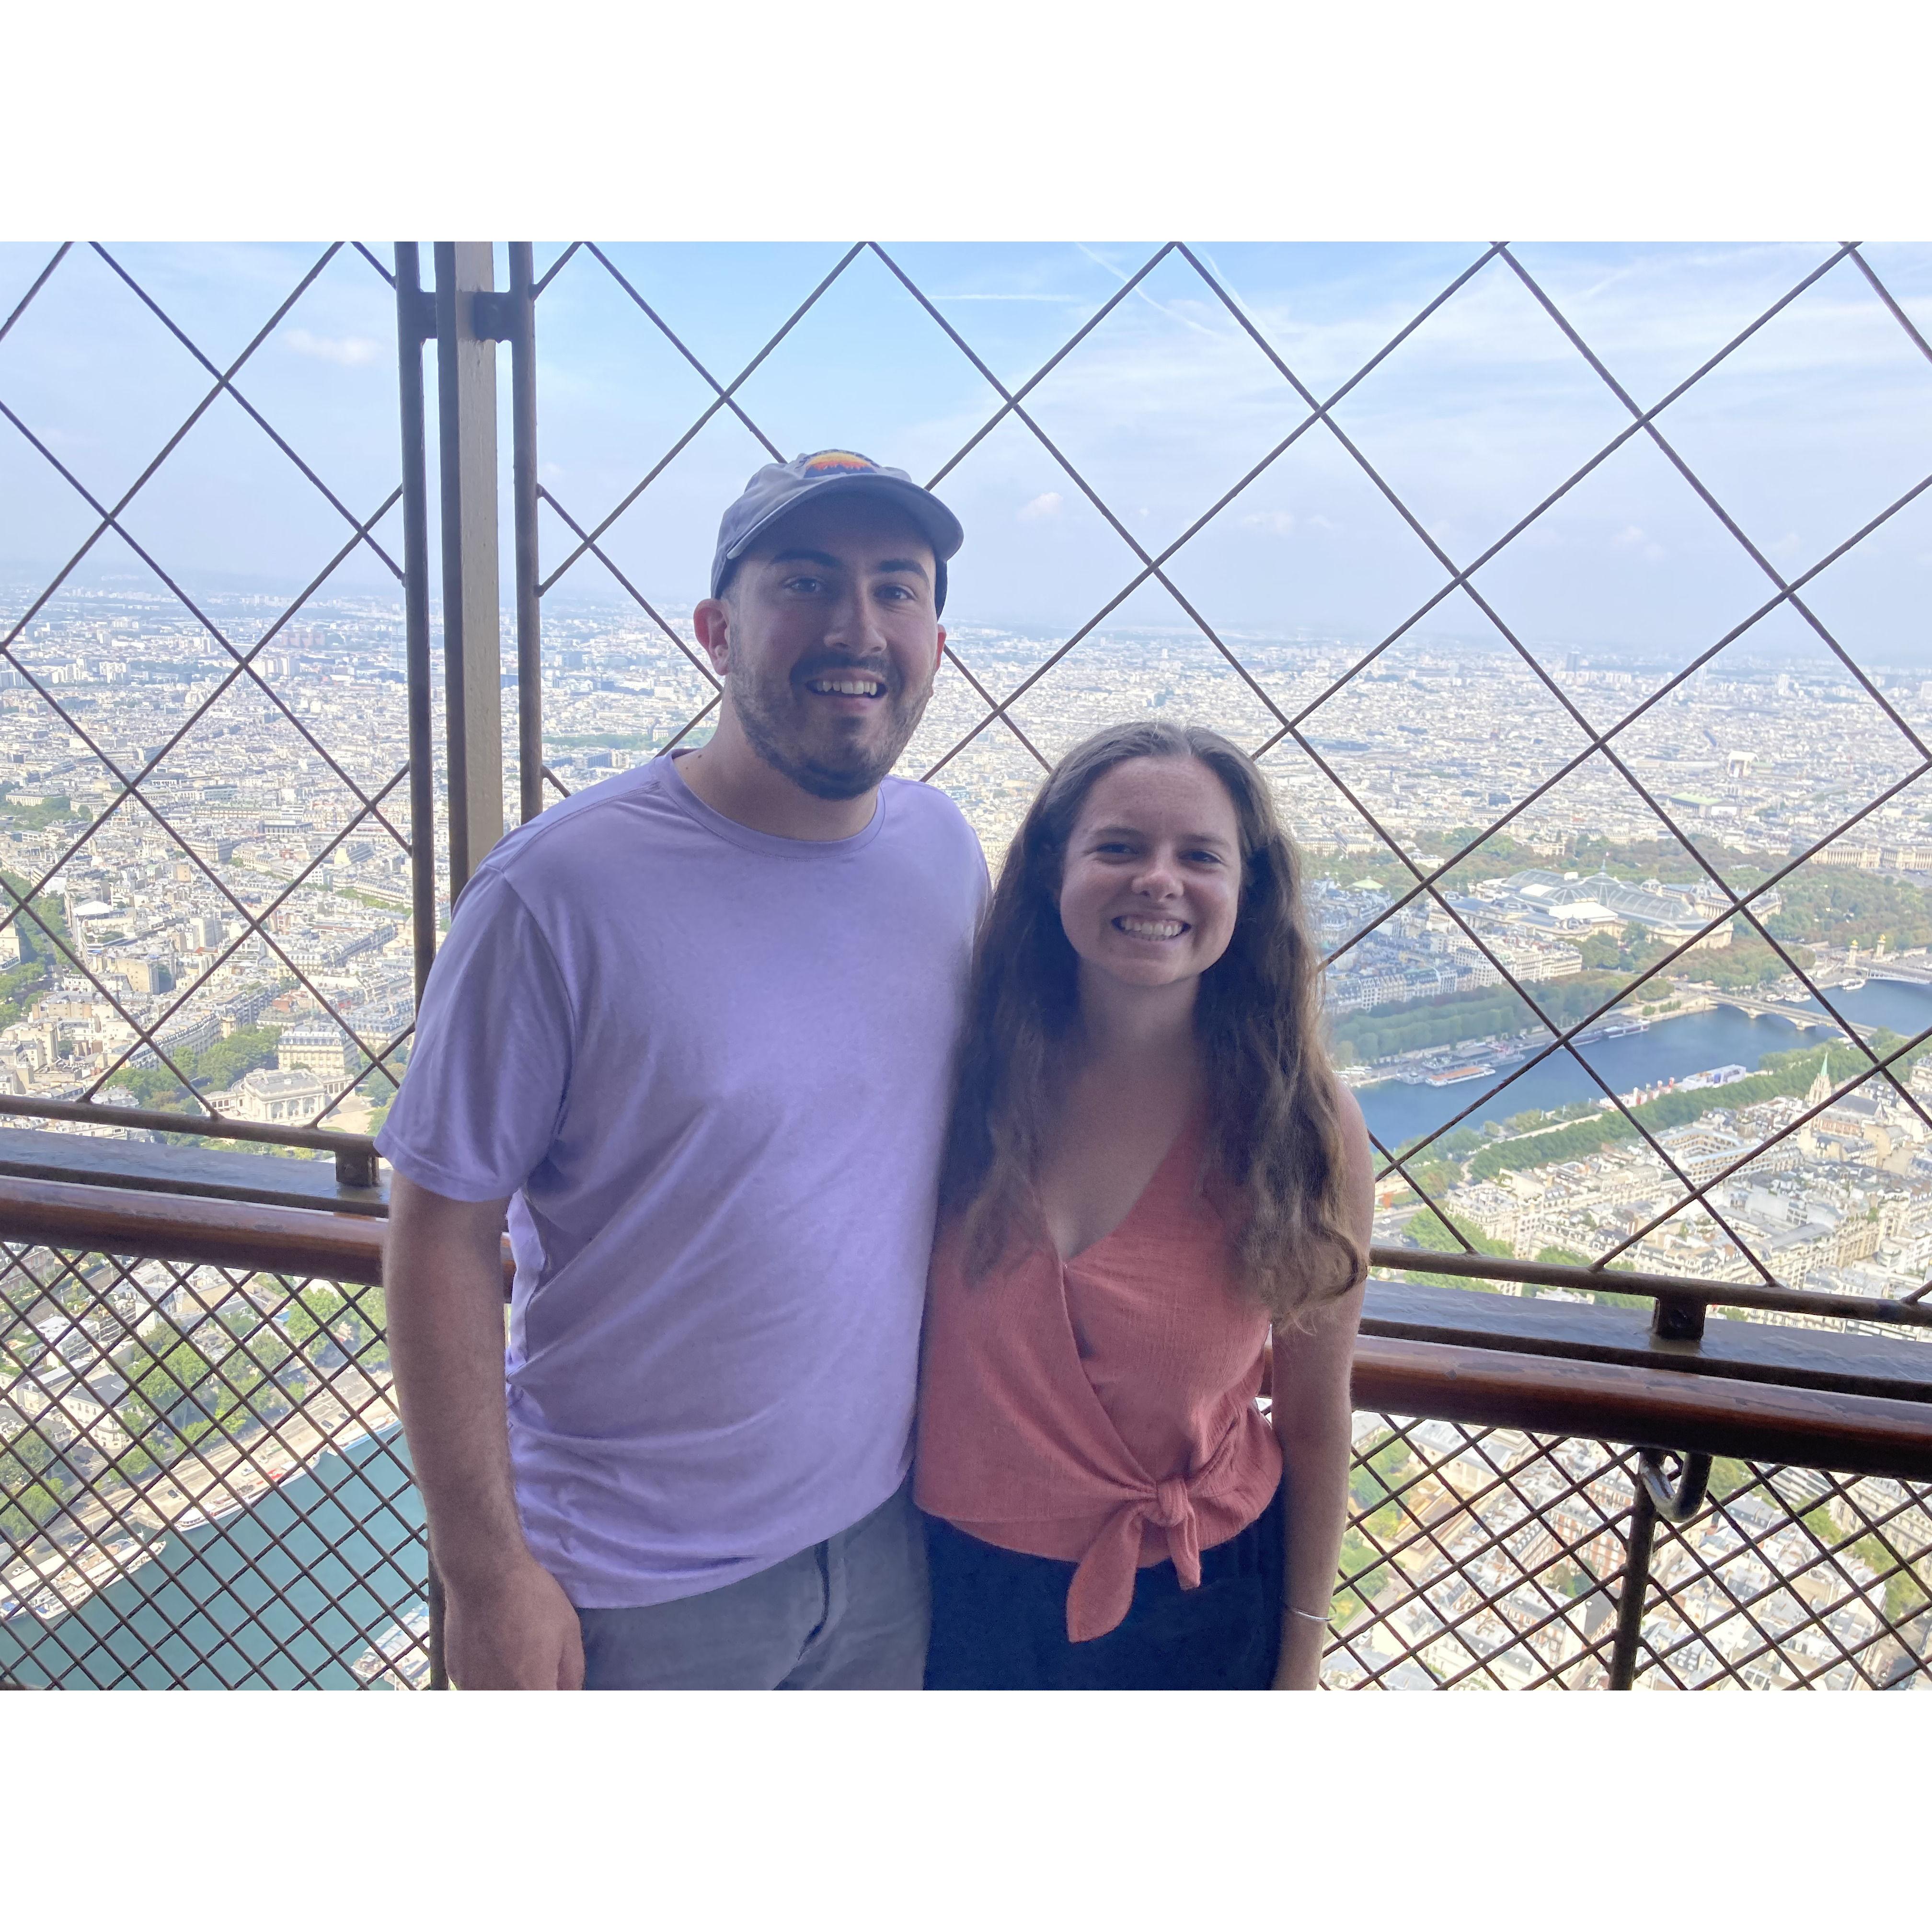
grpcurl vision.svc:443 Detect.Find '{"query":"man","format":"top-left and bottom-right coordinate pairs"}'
top-left (380, 451), bottom-right (985, 1689)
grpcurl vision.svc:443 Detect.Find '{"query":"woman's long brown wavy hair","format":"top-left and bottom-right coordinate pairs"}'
top-left (939, 719), bottom-right (1364, 1323)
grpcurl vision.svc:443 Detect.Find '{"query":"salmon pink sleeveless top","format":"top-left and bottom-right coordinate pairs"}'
top-left (915, 1110), bottom-right (1281, 1642)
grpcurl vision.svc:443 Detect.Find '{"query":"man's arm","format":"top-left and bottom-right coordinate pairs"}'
top-left (384, 1172), bottom-right (584, 1690)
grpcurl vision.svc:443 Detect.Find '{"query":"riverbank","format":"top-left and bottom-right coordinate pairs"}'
top-left (0, 1418), bottom-right (424, 1689)
top-left (1354, 978), bottom-right (1932, 1153)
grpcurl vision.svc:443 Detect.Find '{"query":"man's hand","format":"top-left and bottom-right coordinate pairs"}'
top-left (444, 1554), bottom-right (586, 1690)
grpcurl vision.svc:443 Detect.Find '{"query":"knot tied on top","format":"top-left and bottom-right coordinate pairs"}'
top-left (1063, 1478), bottom-right (1209, 1644)
top-left (1150, 1477), bottom-right (1193, 1530)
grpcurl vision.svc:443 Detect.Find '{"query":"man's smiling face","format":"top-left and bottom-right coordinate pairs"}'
top-left (705, 495), bottom-right (945, 801)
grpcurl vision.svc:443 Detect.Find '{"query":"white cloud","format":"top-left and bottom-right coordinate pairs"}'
top-left (1240, 510), bottom-right (1297, 534)
top-left (1612, 524), bottom-right (1647, 546)
top-left (1019, 491), bottom-right (1064, 521)
top-left (282, 327), bottom-right (383, 367)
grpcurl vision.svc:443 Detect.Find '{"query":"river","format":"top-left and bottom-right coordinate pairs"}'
top-left (1355, 978), bottom-right (1932, 1153)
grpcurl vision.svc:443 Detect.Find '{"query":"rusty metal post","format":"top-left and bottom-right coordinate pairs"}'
top-left (433, 242), bottom-right (505, 897)
top-left (507, 244), bottom-right (543, 826)
top-left (1608, 1465), bottom-right (1667, 1690)
top-left (395, 243), bottom-right (439, 1008)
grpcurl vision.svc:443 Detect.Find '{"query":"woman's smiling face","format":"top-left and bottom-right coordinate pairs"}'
top-left (1056, 755), bottom-right (1243, 995)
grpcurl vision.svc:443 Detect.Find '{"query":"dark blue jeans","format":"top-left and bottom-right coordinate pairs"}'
top-left (922, 1484), bottom-right (1283, 1690)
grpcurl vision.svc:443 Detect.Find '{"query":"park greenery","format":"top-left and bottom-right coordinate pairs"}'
top-left (0, 869), bottom-right (72, 1026)
top-left (1331, 969), bottom-right (1642, 1068)
top-left (0, 1276), bottom-right (391, 1543)
top-left (1320, 829), bottom-right (1927, 1076)
top-left (0, 796), bottom-right (80, 833)
top-left (1577, 924), bottom-right (1810, 993)
top-left (107, 1023), bottom-right (287, 1110)
top-left (1335, 1429), bottom-right (1418, 1618)
top-left (549, 730), bottom-right (653, 751)
top-left (1398, 1208), bottom-right (1517, 1292)
top-left (1455, 1032), bottom-right (1920, 1186)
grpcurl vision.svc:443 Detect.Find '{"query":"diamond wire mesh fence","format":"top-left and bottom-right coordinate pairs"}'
top-left (0, 242), bottom-right (422, 1144)
top-left (1330, 1415), bottom-right (1932, 1690)
top-left (0, 1236), bottom-right (422, 1688)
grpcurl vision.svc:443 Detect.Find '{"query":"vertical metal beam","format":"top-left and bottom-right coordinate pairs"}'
top-left (1609, 1477), bottom-right (1658, 1689)
top-left (433, 242), bottom-right (504, 896)
top-left (400, 241), bottom-right (453, 1693)
top-left (394, 244), bottom-right (439, 1011)
top-left (507, 242), bottom-right (543, 826)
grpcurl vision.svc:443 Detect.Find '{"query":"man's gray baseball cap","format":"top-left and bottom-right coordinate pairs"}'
top-left (711, 449), bottom-right (964, 614)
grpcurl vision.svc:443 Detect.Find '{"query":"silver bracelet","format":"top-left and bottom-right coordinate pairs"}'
top-left (1287, 1606), bottom-right (1331, 1626)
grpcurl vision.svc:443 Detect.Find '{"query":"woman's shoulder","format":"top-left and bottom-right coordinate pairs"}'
top-left (1327, 1080), bottom-right (1371, 1171)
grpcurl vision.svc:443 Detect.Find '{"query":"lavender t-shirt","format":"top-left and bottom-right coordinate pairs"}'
top-left (376, 753), bottom-right (986, 1607)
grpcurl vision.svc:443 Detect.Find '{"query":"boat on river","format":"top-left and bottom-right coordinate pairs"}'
top-left (1425, 1063), bottom-right (1495, 1087)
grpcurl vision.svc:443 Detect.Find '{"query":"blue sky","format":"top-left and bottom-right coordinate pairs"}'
top-left (4, 239), bottom-right (1931, 664)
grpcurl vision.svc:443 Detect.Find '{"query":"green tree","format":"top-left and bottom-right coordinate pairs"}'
top-left (1709, 1456), bottom-right (1758, 1502)
top-left (0, 796), bottom-right (77, 832)
top-left (1399, 1208), bottom-right (1516, 1292)
top-left (0, 867), bottom-right (74, 1024)
top-left (114, 1023), bottom-right (285, 1109)
top-left (0, 1430), bottom-right (71, 1542)
top-left (1578, 932), bottom-right (1622, 972)
top-left (1335, 1430), bottom-right (1420, 1619)
top-left (1846, 1530), bottom-right (1932, 1626)
top-left (122, 1334), bottom-right (224, 1454)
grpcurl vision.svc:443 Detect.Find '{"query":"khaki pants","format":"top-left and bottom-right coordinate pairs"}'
top-left (574, 1478), bottom-right (930, 1690)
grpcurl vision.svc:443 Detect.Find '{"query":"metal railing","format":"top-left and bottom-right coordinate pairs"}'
top-left (2, 1160), bottom-right (1926, 1689)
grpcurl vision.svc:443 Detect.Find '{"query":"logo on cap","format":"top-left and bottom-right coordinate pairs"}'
top-left (799, 450), bottom-right (879, 476)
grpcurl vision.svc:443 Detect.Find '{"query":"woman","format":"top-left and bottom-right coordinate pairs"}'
top-left (916, 720), bottom-right (1372, 1690)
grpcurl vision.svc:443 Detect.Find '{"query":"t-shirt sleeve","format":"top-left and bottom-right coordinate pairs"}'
top-left (375, 866), bottom-right (574, 1202)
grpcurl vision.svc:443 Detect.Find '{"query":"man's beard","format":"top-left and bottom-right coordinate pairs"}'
top-left (729, 654), bottom-right (933, 801)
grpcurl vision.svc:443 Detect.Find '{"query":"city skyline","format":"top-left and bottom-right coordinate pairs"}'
top-left (4, 571), bottom-right (1929, 1306)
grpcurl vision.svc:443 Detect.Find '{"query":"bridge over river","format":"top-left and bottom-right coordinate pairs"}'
top-left (1697, 956), bottom-right (1932, 1041)
top-left (1706, 990), bottom-right (1884, 1040)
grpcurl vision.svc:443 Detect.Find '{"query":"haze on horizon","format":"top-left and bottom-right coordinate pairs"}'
top-left (3, 240), bottom-right (1930, 667)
